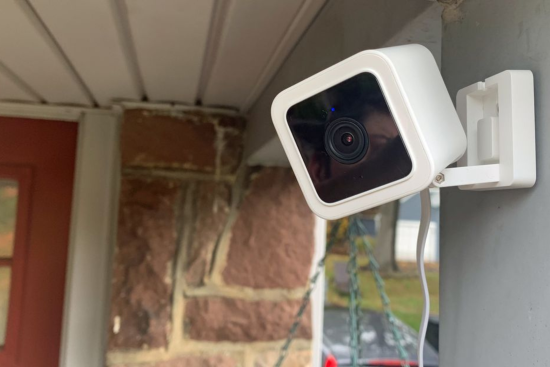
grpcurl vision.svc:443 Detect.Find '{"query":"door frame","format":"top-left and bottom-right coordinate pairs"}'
top-left (0, 102), bottom-right (120, 367)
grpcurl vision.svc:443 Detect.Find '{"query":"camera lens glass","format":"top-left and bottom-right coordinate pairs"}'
top-left (324, 118), bottom-right (369, 164)
top-left (341, 133), bottom-right (354, 146)
top-left (285, 72), bottom-right (412, 204)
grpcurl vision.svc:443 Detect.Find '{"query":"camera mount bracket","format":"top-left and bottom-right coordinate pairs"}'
top-left (431, 70), bottom-right (536, 190)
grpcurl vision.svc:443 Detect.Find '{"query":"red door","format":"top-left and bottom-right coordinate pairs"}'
top-left (0, 117), bottom-right (77, 367)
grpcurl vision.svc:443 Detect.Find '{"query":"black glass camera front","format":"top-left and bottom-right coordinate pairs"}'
top-left (286, 72), bottom-right (413, 204)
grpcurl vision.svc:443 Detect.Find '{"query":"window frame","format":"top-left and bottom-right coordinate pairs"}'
top-left (0, 166), bottom-right (32, 365)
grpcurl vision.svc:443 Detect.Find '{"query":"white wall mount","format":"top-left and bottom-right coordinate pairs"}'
top-left (432, 70), bottom-right (536, 190)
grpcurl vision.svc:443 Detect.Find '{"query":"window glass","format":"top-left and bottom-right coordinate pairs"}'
top-left (0, 267), bottom-right (10, 346)
top-left (0, 179), bottom-right (17, 347)
top-left (0, 180), bottom-right (17, 258)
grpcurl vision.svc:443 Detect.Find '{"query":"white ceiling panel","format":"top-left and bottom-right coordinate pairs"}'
top-left (0, 1), bottom-right (325, 110)
top-left (0, 1), bottom-right (91, 105)
top-left (0, 68), bottom-right (40, 103)
top-left (202, 0), bottom-right (326, 110)
top-left (29, 0), bottom-right (141, 106)
top-left (123, 0), bottom-right (214, 103)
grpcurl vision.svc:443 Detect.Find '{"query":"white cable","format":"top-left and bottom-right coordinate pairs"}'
top-left (417, 188), bottom-right (432, 367)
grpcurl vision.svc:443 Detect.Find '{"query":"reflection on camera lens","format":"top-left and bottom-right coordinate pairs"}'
top-left (324, 118), bottom-right (369, 164)
top-left (341, 133), bottom-right (354, 146)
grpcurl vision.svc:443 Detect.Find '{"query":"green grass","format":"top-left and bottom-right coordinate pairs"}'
top-left (325, 254), bottom-right (439, 331)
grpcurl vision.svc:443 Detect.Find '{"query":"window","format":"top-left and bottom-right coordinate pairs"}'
top-left (0, 180), bottom-right (17, 346)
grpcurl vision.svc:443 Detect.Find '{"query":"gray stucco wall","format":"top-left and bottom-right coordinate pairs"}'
top-left (244, 0), bottom-right (436, 159)
top-left (440, 1), bottom-right (550, 366)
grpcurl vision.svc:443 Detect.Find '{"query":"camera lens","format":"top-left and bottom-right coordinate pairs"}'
top-left (341, 133), bottom-right (354, 146)
top-left (324, 118), bottom-right (369, 164)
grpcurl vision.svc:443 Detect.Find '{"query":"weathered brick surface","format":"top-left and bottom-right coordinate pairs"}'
top-left (109, 109), bottom-right (316, 366)
top-left (184, 297), bottom-right (311, 342)
top-left (222, 168), bottom-right (315, 289)
top-left (184, 182), bottom-right (231, 287)
top-left (111, 354), bottom-right (239, 367)
top-left (121, 109), bottom-right (244, 174)
top-left (254, 350), bottom-right (312, 367)
top-left (109, 177), bottom-right (180, 350)
top-left (219, 130), bottom-right (244, 175)
top-left (218, 114), bottom-right (246, 130)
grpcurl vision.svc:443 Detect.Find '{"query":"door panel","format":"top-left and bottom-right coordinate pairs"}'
top-left (0, 117), bottom-right (77, 367)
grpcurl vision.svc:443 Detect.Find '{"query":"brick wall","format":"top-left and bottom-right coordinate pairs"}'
top-left (106, 108), bottom-right (316, 367)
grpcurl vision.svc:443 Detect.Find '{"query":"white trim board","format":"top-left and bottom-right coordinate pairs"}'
top-left (0, 104), bottom-right (120, 367)
top-left (0, 102), bottom-right (114, 121)
top-left (0, 101), bottom-right (240, 120)
top-left (117, 100), bottom-right (240, 116)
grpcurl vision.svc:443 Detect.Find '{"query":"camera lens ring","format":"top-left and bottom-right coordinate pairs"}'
top-left (324, 117), bottom-right (369, 164)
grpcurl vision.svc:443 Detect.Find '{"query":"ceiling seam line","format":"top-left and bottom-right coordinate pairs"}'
top-left (110, 0), bottom-right (147, 101)
top-left (195, 0), bottom-right (232, 105)
top-left (0, 60), bottom-right (46, 103)
top-left (19, 0), bottom-right (98, 106)
top-left (241, 0), bottom-right (331, 113)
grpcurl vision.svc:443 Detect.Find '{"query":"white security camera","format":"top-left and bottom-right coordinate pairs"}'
top-left (272, 44), bottom-right (536, 367)
top-left (271, 44), bottom-right (468, 220)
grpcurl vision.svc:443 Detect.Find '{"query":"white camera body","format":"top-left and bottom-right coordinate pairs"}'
top-left (272, 44), bottom-right (467, 220)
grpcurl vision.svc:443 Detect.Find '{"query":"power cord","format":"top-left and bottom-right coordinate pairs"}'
top-left (417, 189), bottom-right (432, 367)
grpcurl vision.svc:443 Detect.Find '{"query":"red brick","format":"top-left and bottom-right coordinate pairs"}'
top-left (184, 182), bottom-right (231, 286)
top-left (217, 114), bottom-right (246, 130)
top-left (219, 130), bottom-right (244, 175)
top-left (109, 177), bottom-right (180, 350)
top-left (222, 168), bottom-right (315, 289)
top-left (121, 109), bottom-right (243, 174)
top-left (184, 297), bottom-right (311, 342)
